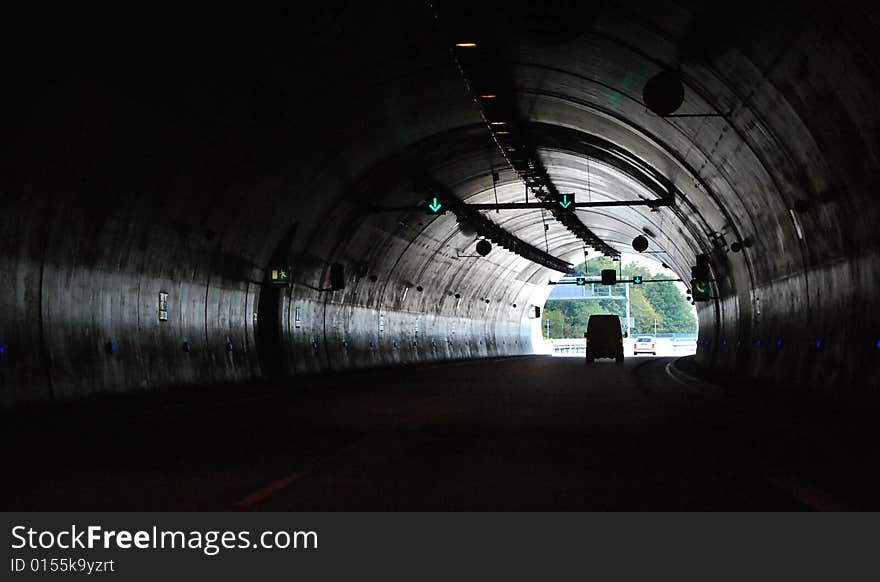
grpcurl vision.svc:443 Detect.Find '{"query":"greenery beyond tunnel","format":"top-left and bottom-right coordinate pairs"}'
top-left (543, 258), bottom-right (697, 338)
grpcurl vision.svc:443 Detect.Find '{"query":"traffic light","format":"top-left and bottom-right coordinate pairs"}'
top-left (601, 269), bottom-right (617, 285)
top-left (691, 278), bottom-right (711, 301)
top-left (691, 255), bottom-right (711, 301)
top-left (425, 194), bottom-right (446, 215)
top-left (633, 275), bottom-right (643, 285)
top-left (576, 277), bottom-right (587, 286)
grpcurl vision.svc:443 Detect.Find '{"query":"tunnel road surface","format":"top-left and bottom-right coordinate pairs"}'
top-left (4, 356), bottom-right (875, 510)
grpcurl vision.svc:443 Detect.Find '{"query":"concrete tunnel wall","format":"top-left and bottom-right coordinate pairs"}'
top-left (1, 2), bottom-right (879, 408)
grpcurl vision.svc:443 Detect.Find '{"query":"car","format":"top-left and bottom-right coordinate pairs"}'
top-left (633, 336), bottom-right (656, 355)
top-left (585, 314), bottom-right (625, 364)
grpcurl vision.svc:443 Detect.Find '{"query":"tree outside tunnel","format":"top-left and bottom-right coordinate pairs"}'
top-left (544, 257), bottom-right (696, 338)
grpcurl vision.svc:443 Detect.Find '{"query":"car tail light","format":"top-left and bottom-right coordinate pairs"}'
top-left (586, 338), bottom-right (591, 344)
top-left (619, 338), bottom-right (623, 344)
top-left (651, 344), bottom-right (655, 349)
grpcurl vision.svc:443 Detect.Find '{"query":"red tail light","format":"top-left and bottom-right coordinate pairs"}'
top-left (619, 338), bottom-right (623, 344)
top-left (651, 344), bottom-right (655, 349)
top-left (585, 338), bottom-right (591, 344)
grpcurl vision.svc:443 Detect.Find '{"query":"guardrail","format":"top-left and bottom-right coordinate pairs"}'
top-left (548, 337), bottom-right (697, 356)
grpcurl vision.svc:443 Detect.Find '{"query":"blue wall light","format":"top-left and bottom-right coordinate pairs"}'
top-left (816, 340), bottom-right (822, 349)
top-left (756, 339), bottom-right (762, 347)
top-left (776, 339), bottom-right (783, 348)
top-left (106, 342), bottom-right (117, 354)
top-left (226, 342), bottom-right (235, 352)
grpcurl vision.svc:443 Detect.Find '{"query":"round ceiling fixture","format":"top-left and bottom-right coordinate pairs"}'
top-left (476, 240), bottom-right (492, 256)
top-left (632, 235), bottom-right (649, 253)
top-left (643, 70), bottom-right (684, 116)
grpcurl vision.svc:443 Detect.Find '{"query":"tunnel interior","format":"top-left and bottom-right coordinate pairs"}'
top-left (1, 1), bottom-right (879, 409)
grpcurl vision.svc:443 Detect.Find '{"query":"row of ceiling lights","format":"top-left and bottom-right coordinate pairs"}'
top-left (449, 37), bottom-right (620, 258)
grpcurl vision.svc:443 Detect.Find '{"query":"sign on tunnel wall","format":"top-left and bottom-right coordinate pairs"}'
top-left (270, 267), bottom-right (291, 286)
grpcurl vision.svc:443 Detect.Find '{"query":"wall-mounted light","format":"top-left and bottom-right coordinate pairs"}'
top-left (455, 42), bottom-right (477, 48)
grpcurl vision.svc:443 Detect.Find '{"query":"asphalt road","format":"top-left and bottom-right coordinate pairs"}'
top-left (4, 356), bottom-right (876, 510)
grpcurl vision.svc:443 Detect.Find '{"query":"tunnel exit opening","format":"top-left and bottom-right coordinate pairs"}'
top-left (542, 253), bottom-right (698, 358)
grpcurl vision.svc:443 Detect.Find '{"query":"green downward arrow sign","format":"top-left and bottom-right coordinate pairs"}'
top-left (559, 194), bottom-right (572, 209)
top-left (428, 197), bottom-right (442, 213)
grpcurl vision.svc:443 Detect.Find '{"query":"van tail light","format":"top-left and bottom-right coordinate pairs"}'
top-left (651, 343), bottom-right (655, 349)
top-left (586, 338), bottom-right (591, 344)
top-left (619, 338), bottom-right (623, 344)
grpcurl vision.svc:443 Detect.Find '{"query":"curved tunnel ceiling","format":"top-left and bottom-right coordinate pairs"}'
top-left (1, 1), bottom-right (878, 406)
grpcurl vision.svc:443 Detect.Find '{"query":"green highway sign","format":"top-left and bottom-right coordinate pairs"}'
top-left (270, 266), bottom-right (291, 286)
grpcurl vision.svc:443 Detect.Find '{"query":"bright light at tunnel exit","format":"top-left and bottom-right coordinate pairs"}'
top-left (544, 251), bottom-right (698, 357)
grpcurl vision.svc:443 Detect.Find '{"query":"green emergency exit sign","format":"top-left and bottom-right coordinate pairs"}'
top-left (270, 267), bottom-right (291, 286)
